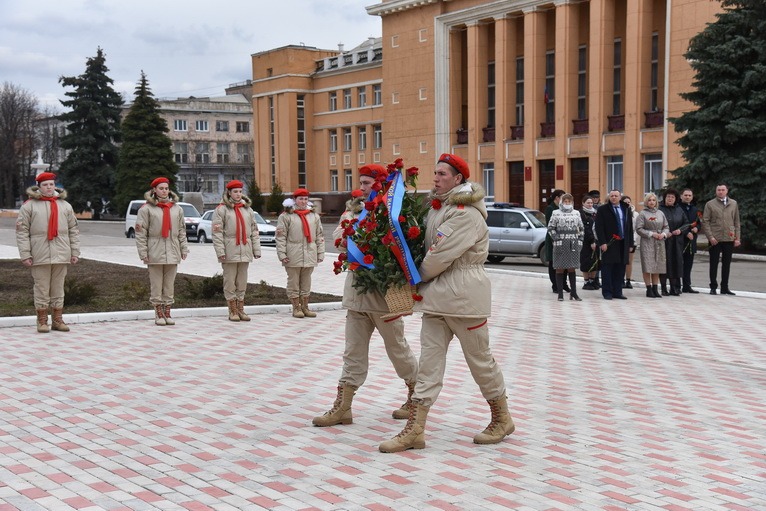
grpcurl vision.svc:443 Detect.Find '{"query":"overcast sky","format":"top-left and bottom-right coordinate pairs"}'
top-left (0, 0), bottom-right (381, 111)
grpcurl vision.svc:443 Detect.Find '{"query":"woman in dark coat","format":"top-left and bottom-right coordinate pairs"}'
top-left (579, 194), bottom-right (598, 290)
top-left (659, 189), bottom-right (686, 296)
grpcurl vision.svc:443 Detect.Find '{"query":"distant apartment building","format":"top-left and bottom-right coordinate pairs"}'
top-left (250, 0), bottom-right (722, 212)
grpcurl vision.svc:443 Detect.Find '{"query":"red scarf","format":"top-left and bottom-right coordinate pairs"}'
top-left (156, 202), bottom-right (173, 238)
top-left (233, 203), bottom-right (247, 245)
top-left (294, 209), bottom-right (313, 242)
top-left (39, 196), bottom-right (59, 240)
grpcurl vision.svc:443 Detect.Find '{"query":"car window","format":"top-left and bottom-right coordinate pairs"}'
top-left (524, 211), bottom-right (546, 228)
top-left (180, 204), bottom-right (201, 217)
top-left (506, 212), bottom-right (524, 228)
top-left (254, 212), bottom-right (268, 224)
top-left (202, 210), bottom-right (213, 220)
top-left (129, 202), bottom-right (144, 215)
top-left (486, 211), bottom-right (504, 228)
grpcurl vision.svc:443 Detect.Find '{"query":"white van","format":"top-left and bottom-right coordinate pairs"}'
top-left (124, 200), bottom-right (202, 240)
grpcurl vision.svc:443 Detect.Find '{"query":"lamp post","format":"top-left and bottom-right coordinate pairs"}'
top-left (30, 149), bottom-right (51, 179)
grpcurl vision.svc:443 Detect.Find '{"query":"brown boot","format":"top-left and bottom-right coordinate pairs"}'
top-left (163, 304), bottom-right (175, 325)
top-left (473, 395), bottom-right (515, 444)
top-left (290, 297), bottom-right (304, 318)
top-left (312, 384), bottom-right (357, 426)
top-left (236, 299), bottom-right (251, 321)
top-left (36, 309), bottom-right (50, 333)
top-left (379, 403), bottom-right (429, 453)
top-left (154, 304), bottom-right (166, 326)
top-left (301, 296), bottom-right (317, 318)
top-left (51, 308), bottom-right (70, 332)
top-left (227, 299), bottom-right (240, 321)
top-left (391, 381), bottom-right (415, 419)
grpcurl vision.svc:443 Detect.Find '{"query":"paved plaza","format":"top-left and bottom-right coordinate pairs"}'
top-left (1, 236), bottom-right (765, 510)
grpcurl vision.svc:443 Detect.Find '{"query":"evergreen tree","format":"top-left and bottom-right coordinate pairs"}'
top-left (246, 176), bottom-right (265, 213)
top-left (58, 47), bottom-right (123, 219)
top-left (266, 181), bottom-right (285, 214)
top-left (114, 72), bottom-right (178, 215)
top-left (669, 0), bottom-right (766, 247)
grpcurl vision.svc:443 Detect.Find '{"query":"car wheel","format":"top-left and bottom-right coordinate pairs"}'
top-left (127, 228), bottom-right (135, 239)
top-left (538, 246), bottom-right (549, 266)
top-left (197, 231), bottom-right (208, 244)
top-left (487, 255), bottom-right (505, 264)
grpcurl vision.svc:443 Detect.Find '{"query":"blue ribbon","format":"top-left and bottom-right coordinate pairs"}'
top-left (346, 193), bottom-right (375, 269)
top-left (386, 171), bottom-right (422, 286)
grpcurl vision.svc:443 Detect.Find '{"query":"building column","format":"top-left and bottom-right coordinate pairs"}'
top-left (465, 21), bottom-right (484, 170)
top-left (522, 6), bottom-right (546, 205)
top-left (554, 0), bottom-right (579, 191)
top-left (588, 0), bottom-right (615, 193)
top-left (494, 14), bottom-right (510, 201)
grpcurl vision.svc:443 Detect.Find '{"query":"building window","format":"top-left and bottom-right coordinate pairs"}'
top-left (643, 153), bottom-right (663, 194)
top-left (358, 86), bottom-right (367, 107)
top-left (343, 88), bottom-right (352, 109)
top-left (237, 144), bottom-right (250, 164)
top-left (269, 96), bottom-right (276, 185)
top-left (236, 121), bottom-right (249, 133)
top-left (297, 95), bottom-right (306, 188)
top-left (483, 164), bottom-right (495, 202)
top-left (487, 61), bottom-right (495, 128)
top-left (343, 128), bottom-right (352, 151)
top-left (392, 143), bottom-right (400, 155)
top-left (419, 28), bottom-right (427, 42)
top-left (174, 142), bottom-right (188, 163)
top-left (330, 170), bottom-right (338, 192)
top-left (358, 127), bottom-right (367, 150)
top-left (216, 120), bottom-right (229, 132)
top-left (651, 32), bottom-right (659, 111)
top-left (577, 45), bottom-right (587, 120)
top-left (344, 169), bottom-right (353, 191)
top-left (195, 120), bottom-right (209, 132)
top-left (545, 51), bottom-right (555, 123)
top-left (329, 130), bottom-right (338, 153)
top-left (373, 84), bottom-right (382, 105)
top-left (216, 142), bottom-right (230, 163)
top-left (419, 141), bottom-right (427, 153)
top-left (515, 57), bottom-right (524, 126)
top-left (391, 92), bottom-right (399, 104)
top-left (173, 119), bottom-right (187, 131)
top-left (419, 88), bottom-right (427, 101)
top-left (613, 39), bottom-right (622, 115)
top-left (195, 142), bottom-right (210, 163)
top-left (607, 155), bottom-right (623, 192)
top-left (391, 35), bottom-right (399, 48)
top-left (373, 125), bottom-right (382, 149)
top-left (329, 91), bottom-right (337, 111)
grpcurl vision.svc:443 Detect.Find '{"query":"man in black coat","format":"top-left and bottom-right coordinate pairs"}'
top-left (594, 189), bottom-right (634, 300)
top-left (679, 188), bottom-right (700, 293)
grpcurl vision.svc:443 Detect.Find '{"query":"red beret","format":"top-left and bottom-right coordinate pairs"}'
top-left (151, 177), bottom-right (170, 188)
top-left (293, 188), bottom-right (309, 197)
top-left (438, 153), bottom-right (470, 180)
top-left (226, 180), bottom-right (244, 190)
top-left (359, 164), bottom-right (387, 179)
top-left (35, 172), bottom-right (57, 184)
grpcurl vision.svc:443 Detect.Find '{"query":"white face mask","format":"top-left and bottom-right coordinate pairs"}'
top-left (560, 203), bottom-right (573, 213)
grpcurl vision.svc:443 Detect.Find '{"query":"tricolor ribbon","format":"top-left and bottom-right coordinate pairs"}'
top-left (385, 170), bottom-right (421, 286)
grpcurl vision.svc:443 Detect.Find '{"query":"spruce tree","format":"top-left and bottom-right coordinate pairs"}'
top-left (266, 181), bottom-right (285, 214)
top-left (58, 47), bottom-right (123, 219)
top-left (669, 0), bottom-right (766, 247)
top-left (246, 176), bottom-right (265, 214)
top-left (113, 72), bottom-right (178, 215)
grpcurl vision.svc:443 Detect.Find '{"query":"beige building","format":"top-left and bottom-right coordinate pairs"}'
top-left (251, 0), bottom-right (721, 212)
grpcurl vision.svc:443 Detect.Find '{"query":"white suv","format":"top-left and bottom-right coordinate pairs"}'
top-left (485, 203), bottom-right (549, 265)
top-left (124, 200), bottom-right (202, 241)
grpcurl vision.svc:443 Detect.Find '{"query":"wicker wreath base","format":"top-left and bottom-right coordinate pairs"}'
top-left (381, 285), bottom-right (415, 320)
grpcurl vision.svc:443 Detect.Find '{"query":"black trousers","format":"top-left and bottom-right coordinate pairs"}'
top-left (708, 241), bottom-right (734, 290)
top-left (682, 251), bottom-right (695, 289)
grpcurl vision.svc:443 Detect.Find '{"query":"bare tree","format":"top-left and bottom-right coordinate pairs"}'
top-left (0, 82), bottom-right (38, 208)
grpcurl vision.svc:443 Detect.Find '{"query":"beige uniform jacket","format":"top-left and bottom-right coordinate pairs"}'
top-left (276, 206), bottom-right (325, 268)
top-left (333, 197), bottom-right (390, 314)
top-left (212, 194), bottom-right (261, 262)
top-left (415, 182), bottom-right (491, 319)
top-left (16, 186), bottom-right (81, 265)
top-left (135, 191), bottom-right (189, 264)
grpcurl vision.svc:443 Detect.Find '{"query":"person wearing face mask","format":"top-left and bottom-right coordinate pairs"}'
top-left (579, 194), bottom-right (599, 290)
top-left (276, 188), bottom-right (325, 317)
top-left (547, 193), bottom-right (584, 301)
top-left (16, 172), bottom-right (81, 333)
top-left (212, 180), bottom-right (262, 322)
top-left (635, 193), bottom-right (669, 298)
top-left (135, 177), bottom-right (189, 326)
top-left (659, 189), bottom-right (686, 296)
top-left (544, 189), bottom-right (570, 293)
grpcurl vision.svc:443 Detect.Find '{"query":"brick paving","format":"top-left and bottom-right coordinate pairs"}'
top-left (1, 240), bottom-right (765, 510)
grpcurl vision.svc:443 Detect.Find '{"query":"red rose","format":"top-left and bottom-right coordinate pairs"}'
top-left (407, 226), bottom-right (421, 239)
top-left (338, 252), bottom-right (347, 262)
top-left (364, 201), bottom-right (375, 211)
top-left (406, 166), bottom-right (418, 176)
top-left (344, 226), bottom-right (355, 236)
top-left (382, 232), bottom-right (394, 245)
top-left (398, 215), bottom-right (406, 222)
top-left (372, 182), bottom-right (382, 192)
top-left (612, 234), bottom-right (622, 240)
top-left (334, 238), bottom-right (342, 247)
top-left (363, 254), bottom-right (374, 264)
top-left (412, 293), bottom-right (423, 301)
top-left (351, 189), bottom-right (364, 198)
top-left (431, 199), bottom-right (442, 210)
top-left (394, 157), bottom-right (403, 168)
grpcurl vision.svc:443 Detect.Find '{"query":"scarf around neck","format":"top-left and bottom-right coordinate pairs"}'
top-left (233, 202), bottom-right (247, 245)
top-left (39, 196), bottom-right (59, 240)
top-left (156, 201), bottom-right (173, 238)
top-left (294, 209), bottom-right (312, 242)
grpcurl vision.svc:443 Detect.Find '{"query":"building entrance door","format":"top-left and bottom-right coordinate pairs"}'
top-left (538, 159), bottom-right (555, 211)
top-left (570, 158), bottom-right (589, 206)
top-left (509, 161), bottom-right (524, 205)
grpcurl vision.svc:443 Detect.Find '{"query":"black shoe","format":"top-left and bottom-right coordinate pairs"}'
top-left (563, 285), bottom-right (571, 292)
top-left (669, 287), bottom-right (680, 296)
top-left (721, 289), bottom-right (736, 296)
top-left (570, 293), bottom-right (582, 302)
top-left (661, 288), bottom-right (670, 297)
top-left (710, 289), bottom-right (717, 295)
top-left (582, 281), bottom-right (595, 290)
top-left (603, 295), bottom-right (613, 300)
top-left (646, 289), bottom-right (655, 298)
top-left (614, 295), bottom-right (628, 300)
top-left (624, 279), bottom-right (633, 289)
top-left (683, 287), bottom-right (699, 294)
top-left (651, 285), bottom-right (662, 298)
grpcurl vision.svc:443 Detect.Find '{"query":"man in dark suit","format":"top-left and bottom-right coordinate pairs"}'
top-left (679, 188), bottom-right (700, 293)
top-left (594, 189), bottom-right (634, 300)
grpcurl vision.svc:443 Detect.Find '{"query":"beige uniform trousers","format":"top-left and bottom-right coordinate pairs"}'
top-left (285, 266), bottom-right (314, 298)
top-left (339, 310), bottom-right (419, 388)
top-left (222, 262), bottom-right (249, 301)
top-left (31, 264), bottom-right (68, 309)
top-left (148, 264), bottom-right (178, 305)
top-left (414, 313), bottom-right (506, 407)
